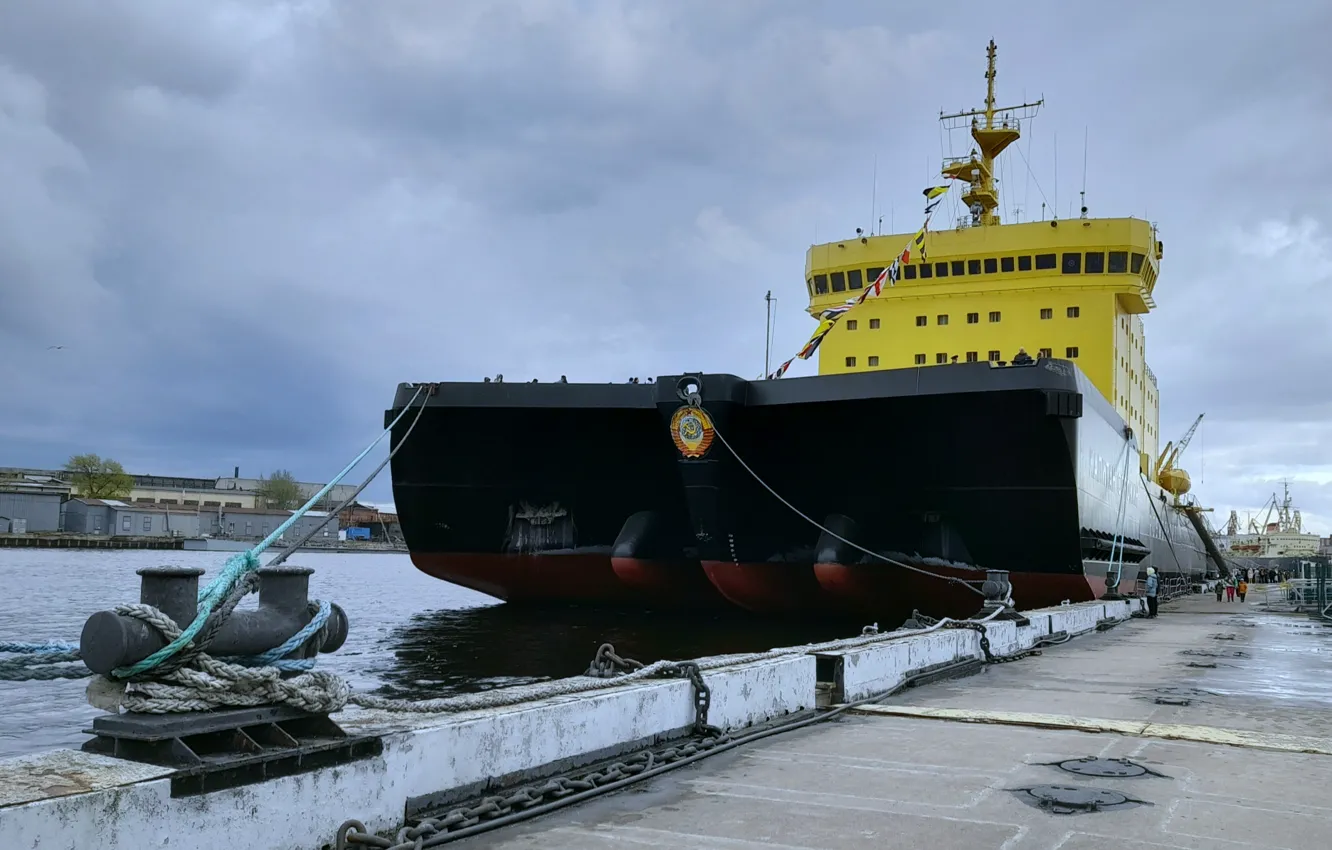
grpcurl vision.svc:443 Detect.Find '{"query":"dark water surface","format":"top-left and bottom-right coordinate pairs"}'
top-left (0, 550), bottom-right (859, 759)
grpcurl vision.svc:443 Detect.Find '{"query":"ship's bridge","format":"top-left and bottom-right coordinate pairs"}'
top-left (804, 216), bottom-right (1164, 473)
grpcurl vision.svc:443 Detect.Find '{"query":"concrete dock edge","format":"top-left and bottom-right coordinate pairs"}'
top-left (0, 597), bottom-right (1141, 850)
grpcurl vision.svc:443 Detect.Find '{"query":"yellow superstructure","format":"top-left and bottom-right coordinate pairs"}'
top-left (803, 41), bottom-right (1164, 474)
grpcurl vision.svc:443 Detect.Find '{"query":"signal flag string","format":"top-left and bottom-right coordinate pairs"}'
top-left (767, 185), bottom-right (950, 380)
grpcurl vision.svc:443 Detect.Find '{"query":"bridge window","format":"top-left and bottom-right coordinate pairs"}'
top-left (1131, 252), bottom-right (1145, 273)
top-left (1038, 348), bottom-right (1052, 358)
top-left (951, 260), bottom-right (965, 276)
top-left (903, 265), bottom-right (917, 280)
top-left (983, 258), bottom-right (998, 274)
top-left (845, 320), bottom-right (858, 330)
top-left (845, 356), bottom-right (856, 367)
top-left (989, 311), bottom-right (1001, 322)
top-left (935, 262), bottom-right (949, 277)
top-left (988, 350), bottom-right (1001, 361)
top-left (1085, 252), bottom-right (1105, 273)
top-left (967, 259), bottom-right (982, 275)
top-left (868, 356), bottom-right (879, 367)
top-left (813, 274), bottom-right (828, 294)
top-left (937, 314), bottom-right (949, 325)
top-left (806, 278), bottom-right (813, 296)
top-left (1041, 308), bottom-right (1053, 320)
top-left (831, 271), bottom-right (846, 292)
top-left (1061, 253), bottom-right (1082, 274)
top-left (1067, 306), bottom-right (1080, 318)
top-left (935, 353), bottom-right (948, 364)
top-left (1001, 257), bottom-right (1015, 272)
top-left (967, 312), bottom-right (979, 324)
top-left (1066, 346), bottom-right (1080, 358)
top-left (847, 269), bottom-right (863, 289)
top-left (869, 318), bottom-right (880, 329)
top-left (966, 351), bottom-right (978, 362)
top-left (916, 315), bottom-right (927, 327)
top-left (1035, 253), bottom-right (1056, 270)
top-left (866, 267), bottom-right (884, 286)
top-left (915, 354), bottom-right (926, 365)
top-left (919, 264), bottom-right (933, 278)
top-left (1108, 251), bottom-right (1128, 273)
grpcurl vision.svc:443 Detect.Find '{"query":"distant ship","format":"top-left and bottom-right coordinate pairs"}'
top-left (388, 41), bottom-right (1210, 621)
top-left (1215, 482), bottom-right (1320, 571)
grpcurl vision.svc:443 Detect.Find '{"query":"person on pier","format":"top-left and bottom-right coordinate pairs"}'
top-left (1144, 567), bottom-right (1158, 618)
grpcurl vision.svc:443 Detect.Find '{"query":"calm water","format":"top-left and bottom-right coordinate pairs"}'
top-left (0, 550), bottom-right (857, 759)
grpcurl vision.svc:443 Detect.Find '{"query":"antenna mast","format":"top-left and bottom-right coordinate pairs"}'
top-left (764, 290), bottom-right (775, 377)
top-left (939, 40), bottom-right (1043, 227)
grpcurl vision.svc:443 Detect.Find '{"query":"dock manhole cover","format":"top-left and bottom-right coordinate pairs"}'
top-left (1016, 785), bottom-right (1144, 814)
top-left (1055, 757), bottom-right (1154, 778)
top-left (1155, 696), bottom-right (1191, 706)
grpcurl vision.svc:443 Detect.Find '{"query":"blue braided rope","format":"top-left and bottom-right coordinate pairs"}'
top-left (111, 394), bottom-right (422, 679)
top-left (217, 600), bottom-right (332, 672)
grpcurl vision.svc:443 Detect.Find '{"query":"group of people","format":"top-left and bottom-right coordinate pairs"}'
top-left (1214, 575), bottom-right (1249, 603)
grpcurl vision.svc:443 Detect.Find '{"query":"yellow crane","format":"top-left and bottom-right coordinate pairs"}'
top-left (1156, 413), bottom-right (1204, 499)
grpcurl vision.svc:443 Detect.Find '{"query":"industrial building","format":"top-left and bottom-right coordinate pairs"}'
top-left (62, 499), bottom-right (340, 542)
top-left (63, 499), bottom-right (203, 538)
top-left (0, 466), bottom-right (359, 514)
top-left (0, 474), bottom-right (69, 533)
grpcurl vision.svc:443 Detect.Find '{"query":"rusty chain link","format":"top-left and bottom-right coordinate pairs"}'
top-left (584, 643), bottom-right (645, 678)
top-left (942, 621), bottom-right (1059, 665)
top-left (333, 644), bottom-right (721, 848)
top-left (333, 734), bottom-right (730, 849)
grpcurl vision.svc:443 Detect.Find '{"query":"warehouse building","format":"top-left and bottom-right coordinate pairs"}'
top-left (0, 477), bottom-right (67, 533)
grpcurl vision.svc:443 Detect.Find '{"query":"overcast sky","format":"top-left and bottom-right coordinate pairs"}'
top-left (2, 1), bottom-right (1329, 531)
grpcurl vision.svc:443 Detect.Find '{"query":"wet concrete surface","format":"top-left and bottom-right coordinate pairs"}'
top-left (459, 595), bottom-right (1331, 849)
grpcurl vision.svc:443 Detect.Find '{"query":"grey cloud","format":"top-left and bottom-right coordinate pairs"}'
top-left (2, 0), bottom-right (1330, 522)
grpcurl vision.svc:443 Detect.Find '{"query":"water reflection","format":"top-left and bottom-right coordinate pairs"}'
top-left (370, 603), bottom-right (863, 701)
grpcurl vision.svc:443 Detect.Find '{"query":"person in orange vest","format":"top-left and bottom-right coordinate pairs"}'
top-left (1238, 577), bottom-right (1248, 603)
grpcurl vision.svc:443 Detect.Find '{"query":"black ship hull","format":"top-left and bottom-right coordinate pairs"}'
top-left (388, 360), bottom-right (1208, 617)
top-left (385, 383), bottom-right (725, 607)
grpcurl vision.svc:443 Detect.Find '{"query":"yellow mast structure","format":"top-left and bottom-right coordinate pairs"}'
top-left (938, 40), bottom-right (1044, 228)
top-left (803, 40), bottom-right (1168, 477)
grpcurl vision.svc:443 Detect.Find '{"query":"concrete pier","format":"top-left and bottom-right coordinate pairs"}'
top-left (2, 594), bottom-right (1327, 849)
top-left (473, 595), bottom-right (1330, 849)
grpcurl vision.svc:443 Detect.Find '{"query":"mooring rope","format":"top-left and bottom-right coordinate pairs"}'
top-left (702, 412), bottom-right (986, 596)
top-left (0, 384), bottom-right (431, 687)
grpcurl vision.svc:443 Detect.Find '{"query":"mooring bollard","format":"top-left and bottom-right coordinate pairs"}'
top-left (79, 565), bottom-right (349, 675)
top-left (976, 568), bottom-right (1027, 623)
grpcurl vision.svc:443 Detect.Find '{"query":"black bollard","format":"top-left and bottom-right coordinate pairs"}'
top-left (79, 565), bottom-right (348, 675)
top-left (975, 568), bottom-right (1028, 624)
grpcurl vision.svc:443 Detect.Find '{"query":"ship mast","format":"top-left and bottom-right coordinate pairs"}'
top-left (939, 40), bottom-right (1044, 227)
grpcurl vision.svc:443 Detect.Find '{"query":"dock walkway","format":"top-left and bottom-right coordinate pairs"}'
top-left (473, 595), bottom-right (1331, 849)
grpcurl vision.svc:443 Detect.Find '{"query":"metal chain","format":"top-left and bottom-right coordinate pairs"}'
top-left (655, 661), bottom-right (719, 737)
top-left (334, 735), bottom-right (731, 849)
top-left (943, 621), bottom-right (1046, 665)
top-left (584, 643), bottom-right (644, 678)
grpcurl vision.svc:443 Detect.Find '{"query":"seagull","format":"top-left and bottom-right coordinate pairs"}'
top-left (47, 345), bottom-right (65, 350)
